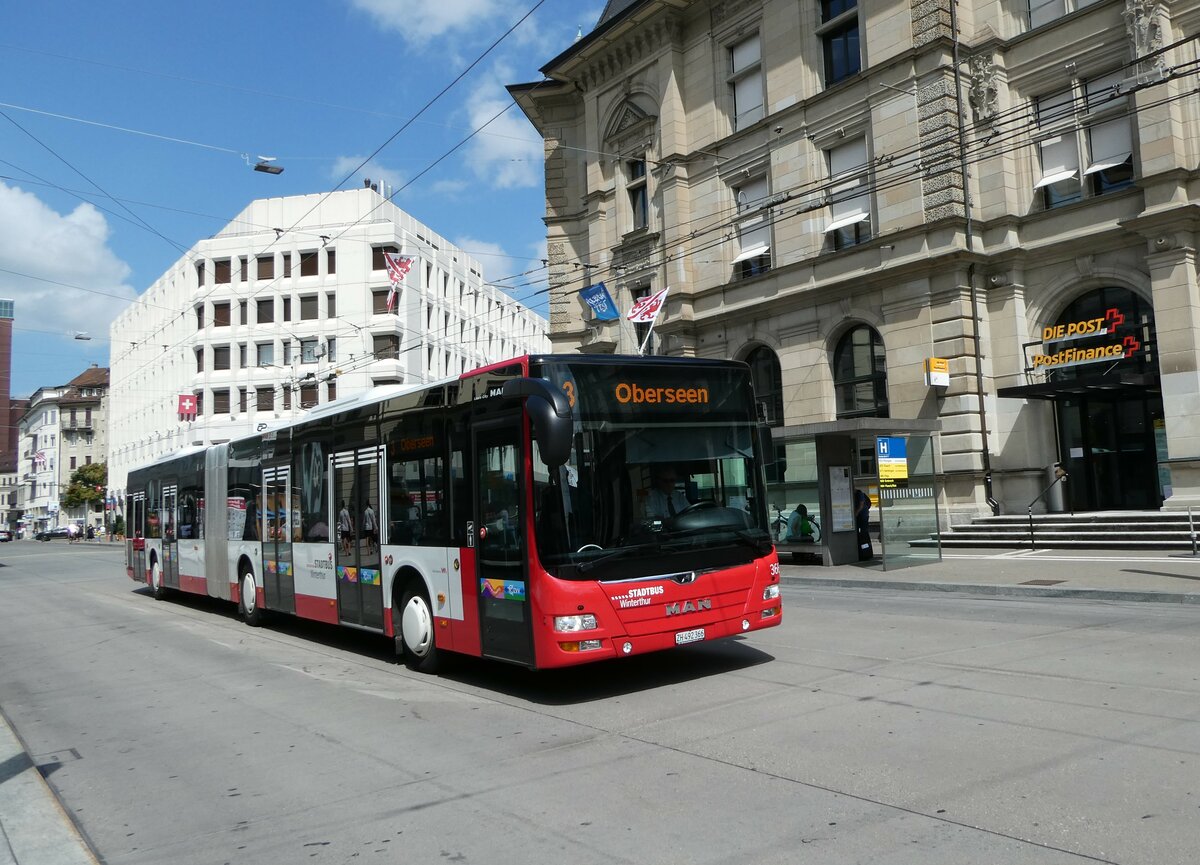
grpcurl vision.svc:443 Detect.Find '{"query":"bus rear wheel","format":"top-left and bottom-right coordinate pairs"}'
top-left (239, 567), bottom-right (262, 627)
top-left (399, 585), bottom-right (440, 674)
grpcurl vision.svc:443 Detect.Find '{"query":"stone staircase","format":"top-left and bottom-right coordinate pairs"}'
top-left (910, 511), bottom-right (1200, 550)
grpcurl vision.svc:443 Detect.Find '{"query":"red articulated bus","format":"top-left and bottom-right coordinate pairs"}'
top-left (125, 355), bottom-right (782, 671)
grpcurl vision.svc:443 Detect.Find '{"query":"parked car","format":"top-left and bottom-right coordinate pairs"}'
top-left (35, 527), bottom-right (71, 541)
top-left (0, 529), bottom-right (11, 542)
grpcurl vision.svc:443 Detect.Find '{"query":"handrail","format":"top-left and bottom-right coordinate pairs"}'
top-left (1026, 467), bottom-right (1068, 550)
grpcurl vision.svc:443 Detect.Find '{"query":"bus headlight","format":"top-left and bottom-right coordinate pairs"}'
top-left (762, 584), bottom-right (780, 601)
top-left (554, 614), bottom-right (597, 632)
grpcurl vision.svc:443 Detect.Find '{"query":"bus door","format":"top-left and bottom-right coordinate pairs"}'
top-left (128, 492), bottom-right (146, 581)
top-left (332, 446), bottom-right (385, 630)
top-left (261, 465), bottom-right (296, 614)
top-left (161, 484), bottom-right (180, 589)
top-left (473, 419), bottom-right (533, 665)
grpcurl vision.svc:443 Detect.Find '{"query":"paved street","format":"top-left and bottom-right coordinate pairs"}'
top-left (1, 542), bottom-right (1199, 864)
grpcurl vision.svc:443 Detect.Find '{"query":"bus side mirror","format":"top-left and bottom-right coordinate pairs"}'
top-left (757, 424), bottom-right (775, 465)
top-left (503, 378), bottom-right (574, 469)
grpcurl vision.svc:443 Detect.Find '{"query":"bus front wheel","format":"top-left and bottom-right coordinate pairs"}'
top-left (150, 560), bottom-right (166, 600)
top-left (239, 567), bottom-right (262, 627)
top-left (399, 585), bottom-right (440, 674)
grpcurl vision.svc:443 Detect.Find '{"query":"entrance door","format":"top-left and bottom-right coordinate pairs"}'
top-left (262, 465), bottom-right (296, 613)
top-left (474, 421), bottom-right (533, 665)
top-left (161, 484), bottom-right (180, 588)
top-left (1058, 396), bottom-right (1162, 510)
top-left (332, 447), bottom-right (385, 629)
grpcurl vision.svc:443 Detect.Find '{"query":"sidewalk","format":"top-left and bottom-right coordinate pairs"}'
top-left (779, 546), bottom-right (1200, 604)
top-left (0, 710), bottom-right (97, 865)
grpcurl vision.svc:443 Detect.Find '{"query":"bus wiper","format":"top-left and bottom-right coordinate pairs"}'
top-left (576, 541), bottom-right (663, 574)
top-left (734, 529), bottom-right (774, 555)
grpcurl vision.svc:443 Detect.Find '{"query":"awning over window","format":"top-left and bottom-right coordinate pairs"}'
top-left (1034, 168), bottom-right (1078, 189)
top-left (824, 211), bottom-right (869, 233)
top-left (732, 244), bottom-right (770, 263)
top-left (997, 371), bottom-right (1160, 400)
top-left (1084, 152), bottom-right (1132, 175)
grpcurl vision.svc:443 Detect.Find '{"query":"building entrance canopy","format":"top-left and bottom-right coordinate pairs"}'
top-left (997, 371), bottom-right (1160, 401)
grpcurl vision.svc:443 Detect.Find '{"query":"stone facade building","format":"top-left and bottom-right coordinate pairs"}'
top-left (510, 0), bottom-right (1200, 523)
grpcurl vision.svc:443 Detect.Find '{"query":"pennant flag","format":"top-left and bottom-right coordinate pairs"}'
top-left (32, 450), bottom-right (46, 469)
top-left (383, 251), bottom-right (415, 314)
top-left (627, 287), bottom-right (669, 324)
top-left (579, 282), bottom-right (619, 321)
top-left (178, 393), bottom-right (198, 420)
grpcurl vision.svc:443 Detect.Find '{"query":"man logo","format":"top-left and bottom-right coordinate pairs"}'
top-left (665, 598), bottom-right (712, 616)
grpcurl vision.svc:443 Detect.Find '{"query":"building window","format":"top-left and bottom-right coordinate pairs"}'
top-left (327, 292), bottom-right (336, 318)
top-left (194, 391), bottom-right (204, 417)
top-left (1028, 0), bottom-right (1101, 29)
top-left (372, 289), bottom-right (393, 315)
top-left (282, 339), bottom-right (292, 365)
top-left (282, 297), bottom-right (291, 321)
top-left (214, 259), bottom-right (232, 284)
top-left (728, 33), bottom-right (764, 131)
top-left (70, 456), bottom-right (77, 470)
top-left (1085, 72), bottom-right (1134, 195)
top-left (300, 383), bottom-right (318, 408)
top-left (239, 299), bottom-right (247, 325)
top-left (327, 338), bottom-right (337, 362)
top-left (256, 298), bottom-right (274, 324)
top-left (256, 342), bottom-right (274, 367)
top-left (256, 387), bottom-right (274, 411)
top-left (239, 256), bottom-right (248, 282)
top-left (213, 345), bottom-right (231, 371)
top-left (300, 338), bottom-right (320, 364)
top-left (213, 302), bottom-right (230, 327)
top-left (1035, 88), bottom-right (1082, 209)
top-left (626, 158), bottom-right (648, 232)
top-left (373, 333), bottom-right (400, 360)
top-left (299, 251), bottom-right (319, 277)
top-left (257, 255), bottom-right (274, 280)
top-left (282, 385), bottom-right (292, 410)
top-left (239, 387), bottom-right (247, 413)
top-left (283, 253), bottom-right (292, 279)
top-left (195, 260), bottom-right (206, 286)
top-left (213, 389), bottom-right (230, 415)
top-left (195, 348), bottom-right (204, 373)
top-left (747, 346), bottom-right (784, 426)
top-left (733, 175), bottom-right (771, 278)
top-left (834, 325), bottom-right (889, 418)
top-left (327, 380), bottom-right (337, 401)
top-left (819, 0), bottom-right (860, 87)
top-left (300, 295), bottom-right (318, 320)
top-left (327, 248), bottom-right (336, 275)
top-left (238, 343), bottom-right (247, 368)
top-left (195, 304), bottom-right (205, 330)
top-left (825, 137), bottom-right (872, 249)
top-left (372, 245), bottom-right (399, 270)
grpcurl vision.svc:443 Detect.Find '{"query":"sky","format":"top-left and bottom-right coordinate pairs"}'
top-left (0, 0), bottom-right (602, 398)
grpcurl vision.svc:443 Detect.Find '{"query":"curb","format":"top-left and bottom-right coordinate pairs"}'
top-left (779, 575), bottom-right (1200, 605)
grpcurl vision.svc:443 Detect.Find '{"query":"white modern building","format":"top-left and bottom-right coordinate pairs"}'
top-left (108, 186), bottom-right (549, 498)
top-left (18, 386), bottom-right (64, 534)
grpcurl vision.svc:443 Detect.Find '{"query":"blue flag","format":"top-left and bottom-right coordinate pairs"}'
top-left (579, 282), bottom-right (619, 321)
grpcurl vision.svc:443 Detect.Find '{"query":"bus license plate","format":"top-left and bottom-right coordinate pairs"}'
top-left (675, 628), bottom-right (705, 645)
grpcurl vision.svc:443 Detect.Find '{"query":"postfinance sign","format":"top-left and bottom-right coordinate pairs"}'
top-left (1031, 307), bottom-right (1140, 371)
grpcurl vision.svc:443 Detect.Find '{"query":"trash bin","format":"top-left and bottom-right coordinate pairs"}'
top-left (1045, 464), bottom-right (1066, 513)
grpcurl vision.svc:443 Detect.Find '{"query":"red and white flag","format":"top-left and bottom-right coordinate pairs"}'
top-left (383, 251), bottom-right (415, 314)
top-left (627, 287), bottom-right (669, 324)
top-left (178, 394), bottom-right (198, 420)
top-left (32, 450), bottom-right (46, 469)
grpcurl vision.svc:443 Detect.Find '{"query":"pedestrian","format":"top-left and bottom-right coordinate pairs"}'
top-left (854, 488), bottom-right (873, 561)
top-left (337, 500), bottom-right (354, 556)
top-left (362, 501), bottom-right (378, 554)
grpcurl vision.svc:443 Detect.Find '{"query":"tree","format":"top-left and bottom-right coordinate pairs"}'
top-left (62, 462), bottom-right (107, 510)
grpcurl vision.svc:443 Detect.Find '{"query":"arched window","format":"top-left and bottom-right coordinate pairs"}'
top-left (747, 346), bottom-right (783, 426)
top-left (834, 325), bottom-right (889, 418)
top-left (1048, 286), bottom-right (1155, 382)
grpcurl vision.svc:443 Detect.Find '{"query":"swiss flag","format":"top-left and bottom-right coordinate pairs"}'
top-left (178, 394), bottom-right (197, 420)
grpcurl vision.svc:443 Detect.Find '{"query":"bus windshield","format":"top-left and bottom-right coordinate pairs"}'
top-left (530, 360), bottom-right (771, 579)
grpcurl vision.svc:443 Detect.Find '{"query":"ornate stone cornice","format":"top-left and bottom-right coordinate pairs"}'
top-left (576, 14), bottom-right (683, 92)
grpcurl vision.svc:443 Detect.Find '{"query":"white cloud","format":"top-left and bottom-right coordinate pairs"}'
top-left (429, 178), bottom-right (469, 198)
top-left (330, 156), bottom-right (405, 195)
top-left (348, 0), bottom-right (508, 41)
top-left (462, 72), bottom-right (543, 190)
top-left (0, 182), bottom-right (135, 340)
top-left (453, 236), bottom-right (510, 265)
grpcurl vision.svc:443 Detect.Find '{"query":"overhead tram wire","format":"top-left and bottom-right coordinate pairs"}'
top-left (109, 33), bottom-right (1198, 392)
top-left (110, 0), bottom-right (551, 393)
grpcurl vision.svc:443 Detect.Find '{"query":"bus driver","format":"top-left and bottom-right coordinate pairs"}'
top-left (645, 467), bottom-right (690, 518)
